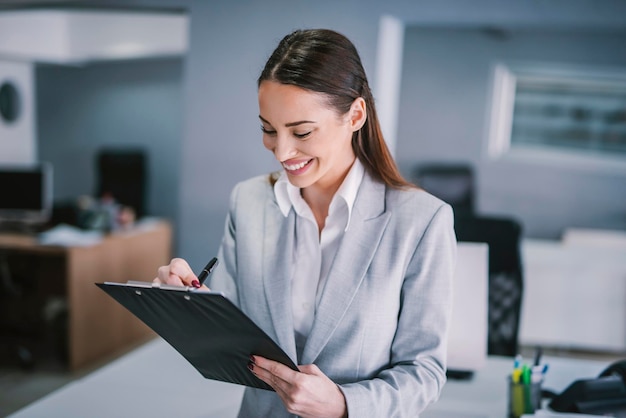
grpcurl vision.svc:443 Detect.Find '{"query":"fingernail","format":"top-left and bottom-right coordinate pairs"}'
top-left (191, 280), bottom-right (200, 288)
top-left (247, 361), bottom-right (254, 371)
top-left (249, 355), bottom-right (255, 364)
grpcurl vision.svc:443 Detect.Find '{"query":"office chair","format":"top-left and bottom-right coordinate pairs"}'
top-left (96, 147), bottom-right (148, 219)
top-left (413, 163), bottom-right (475, 217)
top-left (454, 214), bottom-right (524, 357)
top-left (0, 251), bottom-right (37, 369)
top-left (0, 250), bottom-right (68, 370)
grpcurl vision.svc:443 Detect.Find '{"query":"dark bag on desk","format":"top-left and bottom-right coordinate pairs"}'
top-left (549, 359), bottom-right (626, 416)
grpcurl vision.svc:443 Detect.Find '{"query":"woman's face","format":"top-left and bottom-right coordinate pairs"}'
top-left (258, 81), bottom-right (364, 192)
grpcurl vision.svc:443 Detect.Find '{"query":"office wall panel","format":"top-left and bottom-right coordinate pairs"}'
top-left (36, 58), bottom-right (183, 225)
top-left (176, 0), bottom-right (626, 266)
top-left (0, 60), bottom-right (35, 164)
top-left (397, 28), bottom-right (626, 238)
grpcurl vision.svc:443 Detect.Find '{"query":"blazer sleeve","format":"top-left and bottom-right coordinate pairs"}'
top-left (208, 182), bottom-right (240, 306)
top-left (339, 203), bottom-right (457, 417)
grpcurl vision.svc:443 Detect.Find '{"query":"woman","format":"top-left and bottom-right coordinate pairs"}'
top-left (155, 28), bottom-right (456, 417)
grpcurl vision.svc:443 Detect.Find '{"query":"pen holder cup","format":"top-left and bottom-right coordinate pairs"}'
top-left (507, 375), bottom-right (542, 418)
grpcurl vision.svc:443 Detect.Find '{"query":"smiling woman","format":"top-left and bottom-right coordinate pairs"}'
top-left (258, 81), bottom-right (364, 205)
top-left (154, 28), bottom-right (457, 418)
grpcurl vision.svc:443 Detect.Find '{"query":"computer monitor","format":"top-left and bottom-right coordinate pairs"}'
top-left (446, 241), bottom-right (489, 376)
top-left (0, 163), bottom-right (53, 230)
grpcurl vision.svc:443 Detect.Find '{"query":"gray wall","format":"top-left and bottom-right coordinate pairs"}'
top-left (30, 0), bottom-right (626, 269)
top-left (396, 27), bottom-right (626, 238)
top-left (178, 0), bottom-right (626, 269)
top-left (37, 57), bottom-right (184, 226)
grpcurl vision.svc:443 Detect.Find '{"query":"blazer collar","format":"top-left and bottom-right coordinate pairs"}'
top-left (262, 196), bottom-right (298, 361)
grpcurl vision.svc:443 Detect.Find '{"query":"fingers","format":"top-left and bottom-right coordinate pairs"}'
top-left (153, 258), bottom-right (197, 287)
top-left (249, 355), bottom-right (305, 400)
top-left (249, 356), bottom-right (347, 418)
top-left (249, 355), bottom-right (294, 391)
top-left (297, 364), bottom-right (322, 376)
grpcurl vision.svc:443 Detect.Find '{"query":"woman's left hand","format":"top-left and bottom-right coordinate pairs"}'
top-left (249, 355), bottom-right (347, 418)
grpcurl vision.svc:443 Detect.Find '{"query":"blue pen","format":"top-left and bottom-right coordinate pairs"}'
top-left (513, 354), bottom-right (522, 370)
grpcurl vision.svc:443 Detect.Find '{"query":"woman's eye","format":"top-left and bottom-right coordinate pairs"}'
top-left (261, 126), bottom-right (276, 135)
top-left (294, 131), bottom-right (311, 139)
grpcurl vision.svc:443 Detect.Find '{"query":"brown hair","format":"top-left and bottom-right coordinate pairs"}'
top-left (259, 29), bottom-right (414, 189)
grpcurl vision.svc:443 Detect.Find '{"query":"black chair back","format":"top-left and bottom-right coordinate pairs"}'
top-left (413, 163), bottom-right (475, 217)
top-left (455, 215), bottom-right (524, 357)
top-left (96, 148), bottom-right (147, 218)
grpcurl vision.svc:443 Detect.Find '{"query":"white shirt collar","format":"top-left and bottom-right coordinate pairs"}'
top-left (274, 158), bottom-right (365, 229)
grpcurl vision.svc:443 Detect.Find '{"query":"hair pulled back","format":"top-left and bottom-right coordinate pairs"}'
top-left (258, 29), bottom-right (412, 189)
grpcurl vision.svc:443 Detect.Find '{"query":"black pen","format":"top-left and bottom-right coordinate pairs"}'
top-left (533, 346), bottom-right (543, 367)
top-left (191, 257), bottom-right (218, 288)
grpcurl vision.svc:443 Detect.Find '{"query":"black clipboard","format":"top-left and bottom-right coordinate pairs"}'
top-left (96, 282), bottom-right (298, 391)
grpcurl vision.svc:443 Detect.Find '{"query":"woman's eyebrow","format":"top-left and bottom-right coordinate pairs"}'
top-left (285, 120), bottom-right (315, 127)
top-left (259, 115), bottom-right (315, 127)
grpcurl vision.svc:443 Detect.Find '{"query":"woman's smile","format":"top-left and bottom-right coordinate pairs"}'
top-left (282, 158), bottom-right (314, 175)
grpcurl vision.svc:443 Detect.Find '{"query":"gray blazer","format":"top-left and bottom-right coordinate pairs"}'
top-left (210, 171), bottom-right (456, 417)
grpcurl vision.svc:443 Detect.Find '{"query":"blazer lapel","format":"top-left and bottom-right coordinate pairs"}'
top-left (302, 174), bottom-right (390, 364)
top-left (262, 199), bottom-right (297, 360)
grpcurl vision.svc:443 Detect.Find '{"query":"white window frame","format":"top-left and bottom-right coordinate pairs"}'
top-left (486, 61), bottom-right (626, 173)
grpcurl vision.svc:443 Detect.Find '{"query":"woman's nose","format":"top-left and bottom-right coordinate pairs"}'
top-left (274, 135), bottom-right (297, 161)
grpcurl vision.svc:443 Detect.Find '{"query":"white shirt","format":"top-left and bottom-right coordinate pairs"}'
top-left (274, 159), bottom-right (365, 359)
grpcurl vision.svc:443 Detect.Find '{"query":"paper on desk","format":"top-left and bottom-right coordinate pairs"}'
top-left (522, 410), bottom-right (606, 417)
top-left (38, 224), bottom-right (103, 247)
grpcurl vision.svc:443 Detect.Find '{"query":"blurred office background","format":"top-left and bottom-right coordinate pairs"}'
top-left (0, 0), bottom-right (622, 262)
top-left (0, 0), bottom-right (625, 414)
top-left (0, 0), bottom-right (626, 265)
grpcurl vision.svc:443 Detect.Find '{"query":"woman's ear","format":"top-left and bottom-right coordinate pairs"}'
top-left (349, 97), bottom-right (367, 132)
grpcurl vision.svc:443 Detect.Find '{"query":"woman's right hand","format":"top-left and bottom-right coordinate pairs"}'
top-left (152, 258), bottom-right (209, 290)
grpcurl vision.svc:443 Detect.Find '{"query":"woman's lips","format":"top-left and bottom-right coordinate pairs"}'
top-left (282, 158), bottom-right (313, 175)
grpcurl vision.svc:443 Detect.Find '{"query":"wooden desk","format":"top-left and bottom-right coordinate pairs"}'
top-left (0, 219), bottom-right (172, 371)
top-left (7, 338), bottom-right (612, 418)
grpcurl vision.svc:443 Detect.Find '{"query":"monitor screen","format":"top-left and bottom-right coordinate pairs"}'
top-left (447, 241), bottom-right (488, 375)
top-left (0, 163), bottom-right (53, 227)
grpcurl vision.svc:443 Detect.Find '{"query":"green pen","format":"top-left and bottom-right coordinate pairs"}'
top-left (521, 364), bottom-right (534, 413)
top-left (521, 364), bottom-right (531, 384)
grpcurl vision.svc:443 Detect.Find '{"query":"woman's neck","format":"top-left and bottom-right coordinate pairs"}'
top-left (302, 185), bottom-right (334, 231)
top-left (301, 161), bottom-right (354, 232)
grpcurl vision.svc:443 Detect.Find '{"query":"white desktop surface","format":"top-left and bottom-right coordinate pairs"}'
top-left (9, 338), bottom-right (245, 418)
top-left (423, 356), bottom-right (607, 418)
top-left (9, 338), bottom-right (611, 418)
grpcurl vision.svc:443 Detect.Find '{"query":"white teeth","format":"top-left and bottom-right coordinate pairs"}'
top-left (283, 160), bottom-right (310, 171)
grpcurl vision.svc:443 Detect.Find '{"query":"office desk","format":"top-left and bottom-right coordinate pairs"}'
top-left (0, 219), bottom-right (172, 371)
top-left (423, 356), bottom-right (607, 418)
top-left (9, 337), bottom-right (611, 418)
